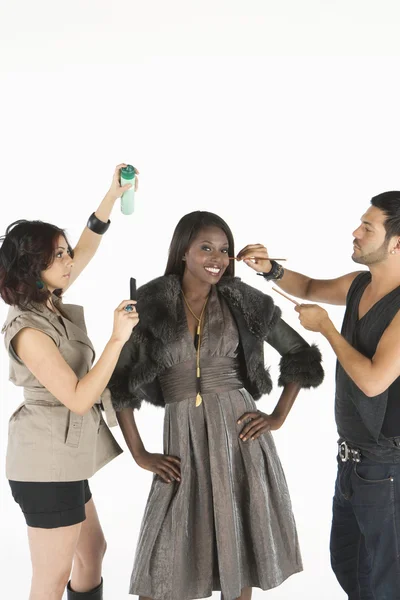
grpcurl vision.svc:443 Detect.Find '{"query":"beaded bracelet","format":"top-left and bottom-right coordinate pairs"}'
top-left (257, 260), bottom-right (284, 281)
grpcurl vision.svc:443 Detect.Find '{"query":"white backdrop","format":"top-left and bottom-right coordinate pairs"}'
top-left (1, 1), bottom-right (400, 598)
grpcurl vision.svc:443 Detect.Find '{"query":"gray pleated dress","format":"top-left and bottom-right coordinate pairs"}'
top-left (130, 286), bottom-right (302, 599)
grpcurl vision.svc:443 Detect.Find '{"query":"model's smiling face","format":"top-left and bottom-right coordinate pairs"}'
top-left (183, 226), bottom-right (230, 284)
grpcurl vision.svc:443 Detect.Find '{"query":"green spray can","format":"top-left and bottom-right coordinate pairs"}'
top-left (120, 165), bottom-right (136, 215)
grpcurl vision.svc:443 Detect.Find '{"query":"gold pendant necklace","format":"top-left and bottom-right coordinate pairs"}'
top-left (182, 292), bottom-right (209, 407)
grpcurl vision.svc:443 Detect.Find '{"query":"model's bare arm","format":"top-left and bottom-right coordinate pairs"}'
top-left (116, 407), bottom-right (181, 483)
top-left (237, 382), bottom-right (301, 440)
top-left (116, 407), bottom-right (146, 459)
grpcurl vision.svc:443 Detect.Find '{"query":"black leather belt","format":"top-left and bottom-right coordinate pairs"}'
top-left (338, 441), bottom-right (361, 463)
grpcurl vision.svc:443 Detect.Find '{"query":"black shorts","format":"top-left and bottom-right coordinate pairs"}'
top-left (9, 480), bottom-right (92, 529)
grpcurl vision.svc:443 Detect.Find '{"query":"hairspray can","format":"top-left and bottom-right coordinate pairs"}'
top-left (120, 165), bottom-right (136, 215)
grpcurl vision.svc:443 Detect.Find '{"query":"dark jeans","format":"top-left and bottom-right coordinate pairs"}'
top-left (330, 456), bottom-right (400, 599)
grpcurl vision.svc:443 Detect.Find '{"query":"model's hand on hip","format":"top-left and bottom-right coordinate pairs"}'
top-left (104, 163), bottom-right (140, 203)
top-left (135, 450), bottom-right (181, 483)
top-left (110, 300), bottom-right (139, 344)
top-left (237, 411), bottom-right (284, 441)
top-left (236, 244), bottom-right (272, 273)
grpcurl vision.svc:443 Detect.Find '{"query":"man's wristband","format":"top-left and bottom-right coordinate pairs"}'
top-left (257, 260), bottom-right (284, 281)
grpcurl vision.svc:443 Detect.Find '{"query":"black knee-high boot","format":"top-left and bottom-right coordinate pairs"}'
top-left (67, 578), bottom-right (103, 599)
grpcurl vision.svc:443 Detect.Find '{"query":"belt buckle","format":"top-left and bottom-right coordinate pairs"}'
top-left (339, 441), bottom-right (349, 462)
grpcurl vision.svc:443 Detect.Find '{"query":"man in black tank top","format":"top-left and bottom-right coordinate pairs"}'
top-left (237, 192), bottom-right (400, 599)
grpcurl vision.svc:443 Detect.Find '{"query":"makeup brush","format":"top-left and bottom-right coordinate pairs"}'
top-left (271, 286), bottom-right (300, 306)
top-left (229, 257), bottom-right (286, 261)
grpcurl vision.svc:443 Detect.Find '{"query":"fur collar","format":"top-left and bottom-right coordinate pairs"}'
top-left (136, 274), bottom-right (280, 343)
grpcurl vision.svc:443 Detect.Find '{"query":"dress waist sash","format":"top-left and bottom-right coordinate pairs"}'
top-left (158, 357), bottom-right (244, 404)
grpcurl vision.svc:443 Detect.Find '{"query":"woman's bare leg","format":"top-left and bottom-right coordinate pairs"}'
top-left (69, 499), bottom-right (106, 592)
top-left (28, 522), bottom-right (81, 600)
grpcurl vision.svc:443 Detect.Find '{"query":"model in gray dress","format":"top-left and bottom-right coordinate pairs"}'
top-left (129, 286), bottom-right (302, 600)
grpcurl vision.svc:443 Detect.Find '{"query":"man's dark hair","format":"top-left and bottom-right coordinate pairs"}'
top-left (371, 192), bottom-right (400, 239)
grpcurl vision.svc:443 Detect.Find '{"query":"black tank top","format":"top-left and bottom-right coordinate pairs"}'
top-left (336, 272), bottom-right (400, 461)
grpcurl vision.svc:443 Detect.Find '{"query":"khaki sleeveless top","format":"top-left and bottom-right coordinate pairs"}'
top-left (2, 296), bottom-right (122, 482)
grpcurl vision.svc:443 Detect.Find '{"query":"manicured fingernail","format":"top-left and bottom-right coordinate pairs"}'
top-left (237, 420), bottom-right (241, 424)
top-left (242, 437), bottom-right (247, 441)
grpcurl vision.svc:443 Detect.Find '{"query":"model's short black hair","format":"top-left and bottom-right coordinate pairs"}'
top-left (371, 192), bottom-right (400, 239)
top-left (164, 211), bottom-right (235, 277)
top-left (0, 220), bottom-right (73, 309)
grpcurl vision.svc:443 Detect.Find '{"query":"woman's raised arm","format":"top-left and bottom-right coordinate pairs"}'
top-left (65, 164), bottom-right (139, 289)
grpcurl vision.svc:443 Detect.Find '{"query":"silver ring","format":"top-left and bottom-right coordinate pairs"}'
top-left (124, 304), bottom-right (135, 313)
